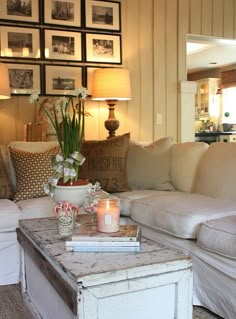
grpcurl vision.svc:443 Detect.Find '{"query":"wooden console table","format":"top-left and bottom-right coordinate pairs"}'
top-left (17, 217), bottom-right (193, 319)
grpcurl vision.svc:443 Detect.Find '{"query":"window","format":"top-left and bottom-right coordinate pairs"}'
top-left (222, 87), bottom-right (236, 123)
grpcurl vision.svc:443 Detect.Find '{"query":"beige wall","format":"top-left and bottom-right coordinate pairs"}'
top-left (1, 0), bottom-right (236, 145)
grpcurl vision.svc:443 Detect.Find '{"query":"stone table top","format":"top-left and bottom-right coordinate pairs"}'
top-left (18, 216), bottom-right (192, 288)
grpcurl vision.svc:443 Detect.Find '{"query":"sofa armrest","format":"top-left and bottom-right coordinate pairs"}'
top-left (0, 199), bottom-right (20, 232)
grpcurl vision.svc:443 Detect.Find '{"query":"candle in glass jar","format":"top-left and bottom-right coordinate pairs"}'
top-left (96, 199), bottom-right (120, 233)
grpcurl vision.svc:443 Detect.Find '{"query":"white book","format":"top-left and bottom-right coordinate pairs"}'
top-left (65, 245), bottom-right (141, 253)
top-left (66, 239), bottom-right (140, 248)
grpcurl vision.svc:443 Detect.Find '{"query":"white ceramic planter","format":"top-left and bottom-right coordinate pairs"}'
top-left (53, 183), bottom-right (91, 207)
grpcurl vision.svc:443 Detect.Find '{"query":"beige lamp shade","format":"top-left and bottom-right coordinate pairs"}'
top-left (92, 68), bottom-right (131, 101)
top-left (0, 63), bottom-right (10, 99)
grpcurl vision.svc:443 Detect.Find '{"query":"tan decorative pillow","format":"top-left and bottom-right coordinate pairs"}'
top-left (9, 146), bottom-right (60, 202)
top-left (127, 137), bottom-right (174, 190)
top-left (0, 150), bottom-right (13, 199)
top-left (79, 133), bottom-right (130, 192)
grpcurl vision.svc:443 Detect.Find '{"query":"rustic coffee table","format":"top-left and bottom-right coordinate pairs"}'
top-left (17, 217), bottom-right (193, 319)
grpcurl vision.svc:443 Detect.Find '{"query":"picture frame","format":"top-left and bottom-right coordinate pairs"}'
top-left (6, 63), bottom-right (41, 95)
top-left (0, 26), bottom-right (41, 59)
top-left (85, 0), bottom-right (121, 32)
top-left (0, 0), bottom-right (40, 23)
top-left (44, 65), bottom-right (83, 95)
top-left (85, 33), bottom-right (121, 64)
top-left (44, 29), bottom-right (82, 61)
top-left (43, 0), bottom-right (81, 28)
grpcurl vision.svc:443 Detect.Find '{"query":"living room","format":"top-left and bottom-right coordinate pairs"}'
top-left (1, 1), bottom-right (236, 319)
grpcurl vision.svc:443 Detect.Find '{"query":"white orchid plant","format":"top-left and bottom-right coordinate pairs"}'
top-left (29, 87), bottom-right (89, 194)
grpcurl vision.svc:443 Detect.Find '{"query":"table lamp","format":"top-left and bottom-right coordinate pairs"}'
top-left (92, 68), bottom-right (131, 138)
top-left (0, 63), bottom-right (10, 100)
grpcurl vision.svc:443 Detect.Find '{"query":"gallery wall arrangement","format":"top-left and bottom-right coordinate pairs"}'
top-left (0, 0), bottom-right (121, 96)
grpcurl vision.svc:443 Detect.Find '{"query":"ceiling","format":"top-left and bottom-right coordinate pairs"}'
top-left (187, 35), bottom-right (236, 74)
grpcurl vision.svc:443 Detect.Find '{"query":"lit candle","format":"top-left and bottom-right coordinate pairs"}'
top-left (96, 199), bottom-right (120, 233)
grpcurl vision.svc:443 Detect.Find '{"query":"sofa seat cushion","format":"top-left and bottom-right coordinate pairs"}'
top-left (18, 196), bottom-right (55, 220)
top-left (0, 199), bottom-right (20, 232)
top-left (114, 190), bottom-right (171, 216)
top-left (197, 216), bottom-right (236, 259)
top-left (130, 192), bottom-right (236, 239)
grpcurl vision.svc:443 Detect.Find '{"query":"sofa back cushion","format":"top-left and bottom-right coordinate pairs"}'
top-left (170, 142), bottom-right (208, 192)
top-left (126, 137), bottom-right (174, 191)
top-left (193, 142), bottom-right (236, 200)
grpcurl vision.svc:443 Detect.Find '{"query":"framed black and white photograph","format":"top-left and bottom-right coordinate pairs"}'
top-left (44, 0), bottom-right (81, 28)
top-left (0, 26), bottom-right (40, 59)
top-left (85, 33), bottom-right (121, 64)
top-left (44, 29), bottom-right (82, 61)
top-left (0, 0), bottom-right (40, 23)
top-left (6, 63), bottom-right (41, 95)
top-left (85, 0), bottom-right (120, 31)
top-left (44, 65), bottom-right (83, 95)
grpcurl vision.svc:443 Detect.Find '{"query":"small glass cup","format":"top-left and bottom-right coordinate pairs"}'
top-left (54, 201), bottom-right (79, 237)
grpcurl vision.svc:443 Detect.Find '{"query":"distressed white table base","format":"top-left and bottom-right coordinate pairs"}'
top-left (18, 217), bottom-right (193, 319)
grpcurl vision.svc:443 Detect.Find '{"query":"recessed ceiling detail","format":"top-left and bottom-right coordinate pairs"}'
top-left (187, 34), bottom-right (236, 74)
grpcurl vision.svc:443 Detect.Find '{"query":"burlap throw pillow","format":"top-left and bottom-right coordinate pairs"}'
top-left (127, 137), bottom-right (174, 191)
top-left (0, 150), bottom-right (13, 199)
top-left (79, 133), bottom-right (130, 192)
top-left (9, 146), bottom-right (60, 202)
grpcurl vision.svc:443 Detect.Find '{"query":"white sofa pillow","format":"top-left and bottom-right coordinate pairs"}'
top-left (197, 216), bottom-right (236, 259)
top-left (127, 137), bottom-right (174, 191)
top-left (130, 192), bottom-right (236, 239)
top-left (170, 142), bottom-right (208, 192)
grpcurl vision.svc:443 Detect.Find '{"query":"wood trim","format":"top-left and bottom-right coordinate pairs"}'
top-left (17, 228), bottom-right (77, 315)
top-left (221, 69), bottom-right (236, 88)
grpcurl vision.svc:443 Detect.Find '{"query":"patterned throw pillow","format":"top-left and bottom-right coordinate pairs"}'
top-left (0, 150), bottom-right (13, 199)
top-left (79, 133), bottom-right (130, 192)
top-left (9, 146), bottom-right (60, 202)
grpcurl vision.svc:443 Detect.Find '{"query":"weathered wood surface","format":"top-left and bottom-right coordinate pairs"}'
top-left (18, 217), bottom-right (193, 319)
top-left (18, 217), bottom-right (192, 286)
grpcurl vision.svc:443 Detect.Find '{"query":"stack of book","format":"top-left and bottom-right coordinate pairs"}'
top-left (65, 215), bottom-right (141, 252)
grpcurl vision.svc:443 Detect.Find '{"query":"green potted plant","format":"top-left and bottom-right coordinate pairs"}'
top-left (29, 88), bottom-right (91, 206)
top-left (223, 112), bottom-right (232, 132)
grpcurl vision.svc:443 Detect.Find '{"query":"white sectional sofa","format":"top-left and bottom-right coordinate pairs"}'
top-left (0, 138), bottom-right (236, 319)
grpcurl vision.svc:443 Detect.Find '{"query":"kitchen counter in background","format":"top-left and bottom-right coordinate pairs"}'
top-left (195, 131), bottom-right (236, 143)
